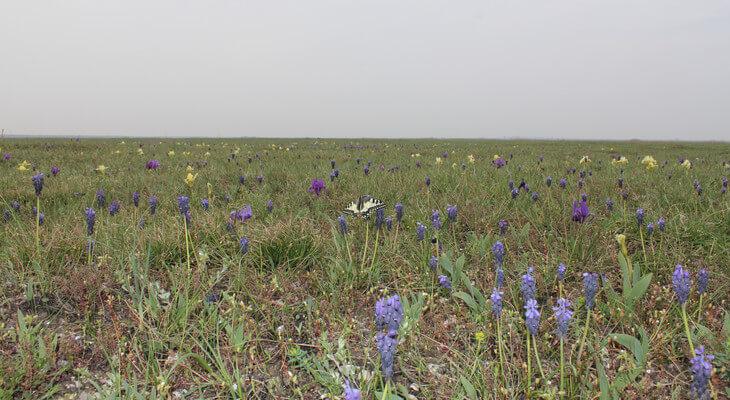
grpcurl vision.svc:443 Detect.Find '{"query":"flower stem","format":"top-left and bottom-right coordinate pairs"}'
top-left (526, 331), bottom-right (531, 397)
top-left (497, 318), bottom-right (507, 384)
top-left (183, 217), bottom-right (191, 273)
top-left (35, 197), bottom-right (40, 254)
top-left (559, 338), bottom-right (565, 398)
top-left (533, 334), bottom-right (547, 385)
top-left (360, 222), bottom-right (370, 273)
top-left (369, 229), bottom-right (380, 271)
top-left (639, 229), bottom-right (648, 268)
top-left (343, 234), bottom-right (353, 266)
top-left (681, 303), bottom-right (695, 356)
top-left (576, 308), bottom-right (591, 364)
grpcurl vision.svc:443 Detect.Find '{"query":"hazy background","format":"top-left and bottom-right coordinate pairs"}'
top-left (1, 0), bottom-right (729, 140)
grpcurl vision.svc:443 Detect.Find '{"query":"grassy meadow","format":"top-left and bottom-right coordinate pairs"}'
top-left (0, 138), bottom-right (728, 399)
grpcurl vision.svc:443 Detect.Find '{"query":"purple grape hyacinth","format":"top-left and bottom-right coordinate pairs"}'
top-left (337, 215), bottom-right (348, 235)
top-left (606, 198), bottom-right (614, 211)
top-left (490, 288), bottom-right (503, 318)
top-left (343, 380), bottom-right (361, 400)
top-left (394, 203), bottom-right (403, 224)
top-left (492, 241), bottom-right (505, 267)
top-left (132, 191), bottom-right (140, 208)
top-left (553, 298), bottom-right (573, 339)
top-left (690, 346), bottom-right (714, 400)
top-left (672, 264), bottom-right (691, 305)
top-left (376, 329), bottom-right (398, 381)
top-left (50, 166), bottom-right (60, 176)
top-left (559, 178), bottom-right (567, 189)
top-left (438, 275), bottom-right (452, 290)
top-left (201, 198), bottom-right (209, 211)
top-left (636, 208), bottom-right (645, 226)
top-left (375, 295), bottom-right (404, 331)
top-left (239, 237), bottom-right (249, 254)
top-left (446, 205), bottom-right (457, 222)
top-left (524, 299), bottom-right (541, 336)
top-left (697, 269), bottom-right (709, 295)
top-left (498, 219), bottom-right (508, 235)
top-left (32, 173), bottom-right (44, 196)
top-left (148, 195), bottom-right (158, 215)
top-left (146, 159), bottom-right (160, 170)
top-left (521, 267), bottom-right (536, 302)
top-left (428, 255), bottom-right (438, 270)
top-left (557, 263), bottom-right (566, 281)
top-left (431, 210), bottom-right (442, 230)
top-left (96, 189), bottom-right (106, 207)
top-left (85, 208), bottom-right (96, 235)
top-left (416, 222), bottom-right (425, 241)
top-left (266, 199), bottom-right (274, 213)
top-left (583, 272), bottom-right (599, 309)
top-left (108, 200), bottom-right (120, 216)
top-left (657, 217), bottom-right (666, 232)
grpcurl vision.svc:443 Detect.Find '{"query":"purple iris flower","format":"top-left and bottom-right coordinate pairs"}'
top-left (493, 157), bottom-right (506, 168)
top-left (571, 200), bottom-right (590, 223)
top-left (145, 159), bottom-right (160, 170)
top-left (308, 179), bottom-right (326, 196)
top-left (343, 380), bottom-right (361, 400)
top-left (2, 153), bottom-right (10, 161)
top-left (50, 166), bottom-right (60, 176)
top-left (559, 178), bottom-right (567, 189)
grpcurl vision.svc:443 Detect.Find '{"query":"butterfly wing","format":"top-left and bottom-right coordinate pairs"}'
top-left (360, 197), bottom-right (386, 219)
top-left (343, 200), bottom-right (360, 216)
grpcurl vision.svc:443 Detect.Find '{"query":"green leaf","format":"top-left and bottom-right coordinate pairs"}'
top-left (597, 358), bottom-right (611, 400)
top-left (452, 291), bottom-right (478, 312)
top-left (627, 273), bottom-right (652, 304)
top-left (618, 252), bottom-right (631, 295)
top-left (459, 376), bottom-right (478, 399)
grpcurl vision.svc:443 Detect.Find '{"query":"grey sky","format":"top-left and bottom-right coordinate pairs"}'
top-left (1, 1), bottom-right (729, 140)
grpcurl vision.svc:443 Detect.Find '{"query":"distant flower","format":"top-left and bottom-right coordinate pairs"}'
top-left (617, 177), bottom-right (624, 188)
top-left (553, 298), bottom-right (573, 339)
top-left (239, 175), bottom-right (246, 185)
top-left (184, 172), bottom-right (198, 187)
top-left (425, 176), bottom-right (431, 187)
top-left (693, 179), bottom-right (702, 195)
top-left (32, 173), bottom-right (44, 196)
top-left (95, 165), bottom-right (107, 174)
top-left (572, 200), bottom-right (590, 223)
top-left (681, 159), bottom-right (692, 169)
top-left (493, 156), bottom-right (506, 168)
top-left (2, 153), bottom-right (10, 161)
top-left (394, 203), bottom-right (404, 223)
top-left (232, 205), bottom-right (253, 223)
top-left (37, 212), bottom-right (45, 225)
top-left (85, 208), bottom-right (96, 235)
top-left (416, 222), bottom-right (425, 241)
top-left (606, 198), bottom-right (614, 211)
top-left (446, 205), bottom-right (457, 222)
top-left (438, 275), bottom-right (452, 290)
top-left (496, 267), bottom-right (504, 288)
top-left (363, 165), bottom-right (370, 175)
top-left (308, 179), bottom-right (326, 196)
top-left (583, 272), bottom-right (599, 309)
top-left (579, 155), bottom-right (591, 164)
top-left (132, 191), bottom-right (140, 208)
top-left (239, 237), bottom-right (249, 254)
top-left (531, 192), bottom-right (539, 202)
top-left (524, 299), bottom-right (541, 336)
top-left (343, 380), bottom-right (361, 400)
top-left (557, 263), bottom-right (566, 281)
top-left (646, 222), bottom-right (654, 236)
top-left (657, 217), bottom-right (665, 232)
top-left (490, 288), bottom-right (503, 317)
top-left (108, 200), bottom-right (120, 216)
top-left (467, 154), bottom-right (475, 164)
top-left (636, 208), bottom-right (644, 226)
top-left (690, 346), bottom-right (714, 400)
top-left (492, 241), bottom-right (505, 267)
top-left (149, 195), bottom-right (158, 215)
top-left (559, 178), bottom-right (567, 189)
top-left (546, 176), bottom-right (552, 187)
top-left (428, 255), bottom-right (438, 270)
top-left (11, 200), bottom-right (20, 212)
top-left (256, 175), bottom-right (264, 184)
top-left (498, 219), bottom-right (508, 235)
top-left (697, 269), bottom-right (709, 295)
top-left (266, 199), bottom-right (274, 213)
top-left (201, 198), bottom-right (209, 211)
top-left (435, 157), bottom-right (443, 165)
top-left (521, 267), bottom-right (537, 302)
top-left (621, 190), bottom-right (629, 200)
top-left (672, 264), bottom-right (691, 305)
top-left (431, 210), bottom-right (442, 230)
top-left (641, 155), bottom-right (657, 171)
top-left (96, 189), bottom-right (106, 207)
top-left (611, 156), bottom-right (628, 166)
top-left (508, 180), bottom-right (515, 190)
top-left (385, 216), bottom-right (393, 231)
top-left (511, 188), bottom-right (519, 199)
top-left (337, 215), bottom-right (348, 235)
top-left (145, 159), bottom-right (160, 170)
top-left (50, 166), bottom-right (60, 176)
top-left (3, 210), bottom-right (11, 222)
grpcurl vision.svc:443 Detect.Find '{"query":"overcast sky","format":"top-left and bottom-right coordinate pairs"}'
top-left (1, 1), bottom-right (729, 140)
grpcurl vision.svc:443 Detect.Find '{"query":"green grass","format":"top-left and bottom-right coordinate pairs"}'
top-left (0, 138), bottom-right (728, 399)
